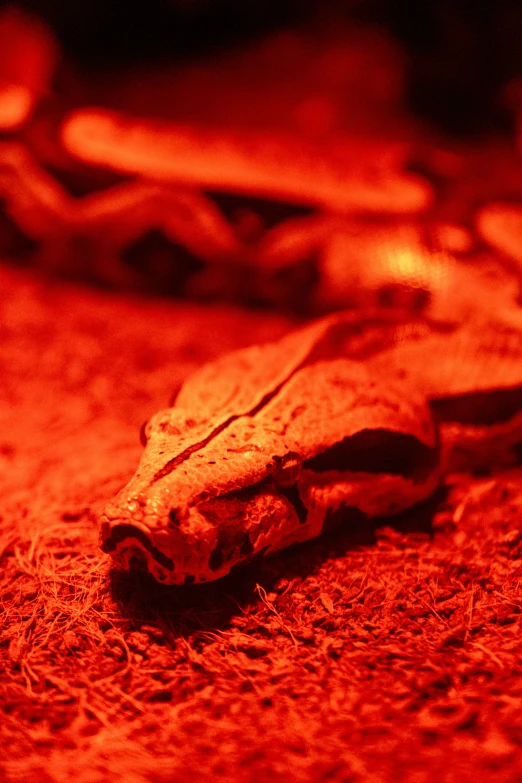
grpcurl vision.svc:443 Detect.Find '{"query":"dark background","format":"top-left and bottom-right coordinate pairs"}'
top-left (4, 0), bottom-right (522, 134)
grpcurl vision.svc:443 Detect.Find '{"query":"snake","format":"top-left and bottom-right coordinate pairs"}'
top-left (100, 307), bottom-right (522, 584)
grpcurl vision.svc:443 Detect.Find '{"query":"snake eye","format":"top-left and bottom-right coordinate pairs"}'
top-left (139, 420), bottom-right (149, 447)
top-left (273, 451), bottom-right (302, 488)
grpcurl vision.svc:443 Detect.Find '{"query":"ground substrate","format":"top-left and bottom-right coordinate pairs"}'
top-left (1, 266), bottom-right (521, 783)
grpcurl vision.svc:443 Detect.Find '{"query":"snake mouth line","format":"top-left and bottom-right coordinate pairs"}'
top-left (101, 523), bottom-right (174, 571)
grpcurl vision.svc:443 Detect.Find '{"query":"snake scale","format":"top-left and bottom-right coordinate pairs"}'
top-left (100, 307), bottom-right (522, 584)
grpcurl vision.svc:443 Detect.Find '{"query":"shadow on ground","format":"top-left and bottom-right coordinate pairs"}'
top-left (108, 487), bottom-right (447, 642)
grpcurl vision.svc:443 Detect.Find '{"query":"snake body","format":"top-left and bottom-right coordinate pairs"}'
top-left (100, 309), bottom-right (522, 584)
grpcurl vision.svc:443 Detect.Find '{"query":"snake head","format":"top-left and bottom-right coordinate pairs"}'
top-left (100, 409), bottom-right (308, 584)
top-left (100, 357), bottom-right (439, 585)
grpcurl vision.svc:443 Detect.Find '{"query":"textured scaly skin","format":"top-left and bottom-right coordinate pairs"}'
top-left (101, 310), bottom-right (522, 584)
top-left (101, 311), bottom-right (441, 584)
top-left (100, 310), bottom-right (522, 584)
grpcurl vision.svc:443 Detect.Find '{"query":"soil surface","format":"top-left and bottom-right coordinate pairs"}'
top-left (1, 266), bottom-right (522, 783)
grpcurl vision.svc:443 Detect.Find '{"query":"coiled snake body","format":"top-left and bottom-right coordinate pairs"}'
top-left (100, 308), bottom-right (522, 584)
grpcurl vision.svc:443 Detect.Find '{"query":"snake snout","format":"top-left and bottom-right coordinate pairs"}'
top-left (100, 520), bottom-right (175, 577)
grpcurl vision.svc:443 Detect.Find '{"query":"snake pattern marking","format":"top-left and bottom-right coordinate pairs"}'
top-left (100, 308), bottom-right (522, 584)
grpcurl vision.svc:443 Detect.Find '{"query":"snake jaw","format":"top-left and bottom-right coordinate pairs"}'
top-left (100, 478), bottom-right (307, 584)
